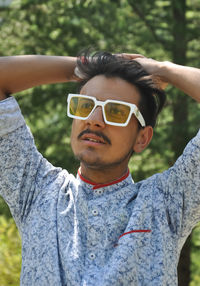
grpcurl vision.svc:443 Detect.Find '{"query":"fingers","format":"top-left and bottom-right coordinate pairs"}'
top-left (152, 76), bottom-right (168, 90)
top-left (121, 53), bottom-right (146, 60)
top-left (115, 53), bottom-right (168, 90)
top-left (115, 53), bottom-right (146, 60)
top-left (117, 54), bottom-right (168, 90)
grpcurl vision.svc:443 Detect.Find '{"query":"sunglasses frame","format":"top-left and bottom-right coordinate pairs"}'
top-left (67, 93), bottom-right (146, 127)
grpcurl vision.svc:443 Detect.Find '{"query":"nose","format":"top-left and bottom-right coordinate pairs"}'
top-left (85, 106), bottom-right (106, 128)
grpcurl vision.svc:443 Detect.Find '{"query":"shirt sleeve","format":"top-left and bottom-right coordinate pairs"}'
top-left (156, 129), bottom-right (200, 243)
top-left (0, 97), bottom-right (65, 229)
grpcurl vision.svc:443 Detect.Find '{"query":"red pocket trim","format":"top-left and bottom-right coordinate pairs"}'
top-left (119, 229), bottom-right (151, 239)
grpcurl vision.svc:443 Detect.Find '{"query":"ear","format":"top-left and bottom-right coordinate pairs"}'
top-left (133, 126), bottom-right (153, 153)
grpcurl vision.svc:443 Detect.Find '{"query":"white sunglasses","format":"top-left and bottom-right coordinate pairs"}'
top-left (67, 93), bottom-right (146, 127)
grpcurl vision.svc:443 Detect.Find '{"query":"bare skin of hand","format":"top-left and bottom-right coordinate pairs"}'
top-left (121, 53), bottom-right (168, 90)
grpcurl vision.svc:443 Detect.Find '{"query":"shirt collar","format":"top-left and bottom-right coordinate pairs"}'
top-left (77, 168), bottom-right (131, 190)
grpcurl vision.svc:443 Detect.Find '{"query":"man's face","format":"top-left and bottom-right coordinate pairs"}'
top-left (70, 75), bottom-right (148, 172)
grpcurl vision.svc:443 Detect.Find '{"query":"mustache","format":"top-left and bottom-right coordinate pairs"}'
top-left (78, 129), bottom-right (111, 145)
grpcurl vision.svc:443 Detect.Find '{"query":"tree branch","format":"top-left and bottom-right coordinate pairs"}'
top-left (128, 2), bottom-right (171, 50)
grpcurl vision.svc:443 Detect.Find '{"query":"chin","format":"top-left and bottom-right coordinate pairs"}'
top-left (75, 153), bottom-right (107, 169)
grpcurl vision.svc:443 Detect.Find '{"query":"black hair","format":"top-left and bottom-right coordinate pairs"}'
top-left (76, 50), bottom-right (166, 128)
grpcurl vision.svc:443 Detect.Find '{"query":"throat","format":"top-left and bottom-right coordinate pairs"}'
top-left (79, 163), bottom-right (129, 185)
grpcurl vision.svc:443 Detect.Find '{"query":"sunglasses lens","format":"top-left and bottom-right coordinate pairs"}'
top-left (69, 96), bottom-right (95, 118)
top-left (105, 102), bottom-right (130, 124)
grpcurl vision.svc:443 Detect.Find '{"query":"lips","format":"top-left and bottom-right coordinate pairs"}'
top-left (78, 129), bottom-right (111, 145)
top-left (81, 133), bottom-right (106, 144)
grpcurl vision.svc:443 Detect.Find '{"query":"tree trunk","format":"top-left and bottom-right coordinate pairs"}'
top-left (171, 1), bottom-right (191, 286)
top-left (178, 236), bottom-right (191, 286)
top-left (171, 0), bottom-right (189, 157)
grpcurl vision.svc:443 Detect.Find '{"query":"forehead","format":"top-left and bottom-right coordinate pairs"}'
top-left (80, 75), bottom-right (141, 105)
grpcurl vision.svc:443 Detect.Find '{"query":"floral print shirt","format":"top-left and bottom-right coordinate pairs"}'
top-left (0, 97), bottom-right (200, 286)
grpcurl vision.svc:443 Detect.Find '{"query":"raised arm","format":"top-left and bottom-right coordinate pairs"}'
top-left (148, 60), bottom-right (200, 103)
top-left (122, 53), bottom-right (200, 103)
top-left (0, 55), bottom-right (77, 100)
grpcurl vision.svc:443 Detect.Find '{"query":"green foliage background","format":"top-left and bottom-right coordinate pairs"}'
top-left (0, 0), bottom-right (200, 285)
top-left (0, 216), bottom-right (21, 286)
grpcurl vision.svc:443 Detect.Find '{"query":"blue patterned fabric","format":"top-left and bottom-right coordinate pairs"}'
top-left (0, 97), bottom-right (200, 286)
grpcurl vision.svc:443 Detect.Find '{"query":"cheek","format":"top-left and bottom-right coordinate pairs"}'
top-left (70, 120), bottom-right (86, 151)
top-left (70, 121), bottom-right (79, 147)
top-left (112, 127), bottom-right (136, 149)
top-left (71, 120), bottom-right (81, 137)
top-left (70, 122), bottom-right (75, 142)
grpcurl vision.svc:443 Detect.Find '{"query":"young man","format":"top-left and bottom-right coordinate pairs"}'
top-left (0, 51), bottom-right (200, 286)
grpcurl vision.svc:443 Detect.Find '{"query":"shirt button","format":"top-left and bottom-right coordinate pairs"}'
top-left (92, 209), bottom-right (99, 216)
top-left (94, 189), bottom-right (103, 195)
top-left (89, 253), bottom-right (96, 260)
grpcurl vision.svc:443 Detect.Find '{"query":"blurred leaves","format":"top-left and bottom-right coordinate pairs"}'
top-left (0, 216), bottom-right (21, 286)
top-left (190, 224), bottom-right (200, 286)
top-left (0, 0), bottom-right (200, 284)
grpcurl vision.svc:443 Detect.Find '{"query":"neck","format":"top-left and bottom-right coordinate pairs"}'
top-left (79, 163), bottom-right (129, 184)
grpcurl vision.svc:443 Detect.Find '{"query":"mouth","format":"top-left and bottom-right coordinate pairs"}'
top-left (78, 129), bottom-right (111, 145)
top-left (81, 133), bottom-right (106, 144)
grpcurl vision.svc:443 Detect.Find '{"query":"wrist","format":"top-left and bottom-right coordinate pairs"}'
top-left (156, 61), bottom-right (174, 79)
top-left (151, 61), bottom-right (173, 89)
